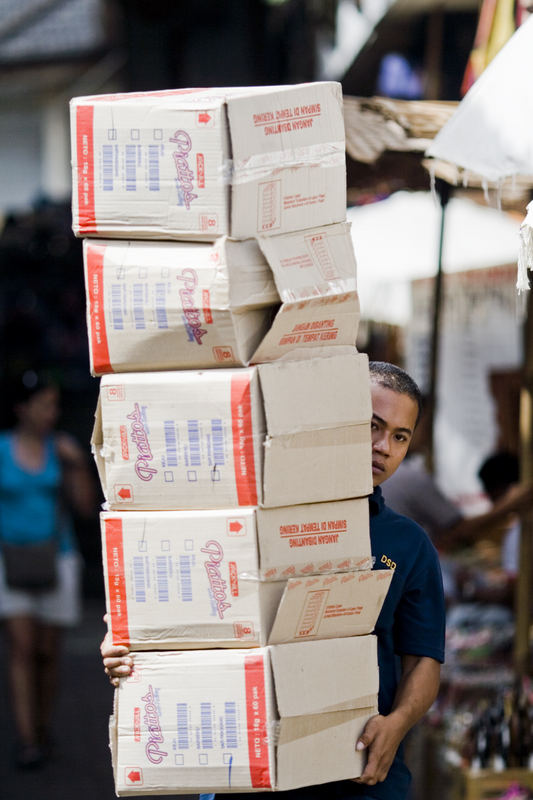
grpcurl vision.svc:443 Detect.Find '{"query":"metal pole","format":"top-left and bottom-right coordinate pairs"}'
top-left (426, 179), bottom-right (452, 475)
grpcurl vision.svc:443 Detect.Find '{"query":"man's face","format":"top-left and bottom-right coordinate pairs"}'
top-left (370, 382), bottom-right (418, 487)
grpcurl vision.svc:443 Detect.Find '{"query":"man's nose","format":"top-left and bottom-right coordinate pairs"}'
top-left (373, 431), bottom-right (390, 454)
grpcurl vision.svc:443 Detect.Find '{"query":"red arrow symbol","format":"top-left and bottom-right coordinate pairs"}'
top-left (198, 112), bottom-right (211, 124)
top-left (128, 770), bottom-right (142, 784)
top-left (229, 521), bottom-right (243, 533)
top-left (118, 487), bottom-right (132, 500)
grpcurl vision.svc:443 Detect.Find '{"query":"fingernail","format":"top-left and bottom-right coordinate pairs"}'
top-left (356, 741), bottom-right (365, 751)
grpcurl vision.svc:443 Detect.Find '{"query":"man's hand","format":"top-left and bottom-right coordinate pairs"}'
top-left (353, 656), bottom-right (441, 786)
top-left (352, 714), bottom-right (404, 786)
top-left (100, 628), bottom-right (132, 687)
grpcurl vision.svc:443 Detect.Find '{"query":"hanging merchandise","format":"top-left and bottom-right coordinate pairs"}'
top-left (461, 0), bottom-right (498, 96)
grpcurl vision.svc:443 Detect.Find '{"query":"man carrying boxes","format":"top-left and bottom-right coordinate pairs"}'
top-left (69, 82), bottom-right (445, 800)
top-left (102, 362), bottom-right (445, 800)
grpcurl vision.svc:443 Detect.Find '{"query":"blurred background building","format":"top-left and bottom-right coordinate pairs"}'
top-left (0, 0), bottom-right (513, 585)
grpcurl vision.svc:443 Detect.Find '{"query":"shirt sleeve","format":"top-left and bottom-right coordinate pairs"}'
top-left (393, 536), bottom-right (446, 663)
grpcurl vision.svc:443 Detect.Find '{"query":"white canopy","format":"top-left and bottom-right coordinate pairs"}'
top-left (348, 191), bottom-right (521, 325)
top-left (426, 15), bottom-right (533, 183)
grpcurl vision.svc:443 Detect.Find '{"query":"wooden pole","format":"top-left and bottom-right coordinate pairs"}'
top-left (515, 285), bottom-right (533, 675)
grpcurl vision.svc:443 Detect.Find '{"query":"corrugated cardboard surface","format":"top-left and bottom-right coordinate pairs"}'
top-left (92, 353), bottom-right (372, 510)
top-left (71, 83), bottom-right (346, 241)
top-left (83, 237), bottom-right (279, 375)
top-left (101, 509), bottom-right (386, 651)
top-left (257, 221), bottom-right (357, 303)
top-left (111, 639), bottom-right (378, 794)
top-left (268, 570), bottom-right (393, 645)
top-left (83, 223), bottom-right (361, 376)
top-left (255, 497), bottom-right (371, 579)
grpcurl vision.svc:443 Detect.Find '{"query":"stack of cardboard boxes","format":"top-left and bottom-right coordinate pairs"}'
top-left (70, 82), bottom-right (390, 795)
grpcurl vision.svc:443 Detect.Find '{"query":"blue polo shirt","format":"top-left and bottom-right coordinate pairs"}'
top-left (207, 486), bottom-right (445, 800)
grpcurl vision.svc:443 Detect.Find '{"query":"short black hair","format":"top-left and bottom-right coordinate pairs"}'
top-left (478, 451), bottom-right (519, 499)
top-left (369, 361), bottom-right (423, 425)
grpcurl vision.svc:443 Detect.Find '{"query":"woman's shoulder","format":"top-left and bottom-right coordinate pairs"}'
top-left (53, 432), bottom-right (86, 465)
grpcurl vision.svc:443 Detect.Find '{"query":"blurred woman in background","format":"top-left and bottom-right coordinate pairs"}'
top-left (0, 371), bottom-right (95, 768)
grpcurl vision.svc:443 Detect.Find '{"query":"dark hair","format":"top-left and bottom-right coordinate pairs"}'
top-left (9, 370), bottom-right (57, 408)
top-left (478, 451), bottom-right (519, 499)
top-left (369, 361), bottom-right (423, 425)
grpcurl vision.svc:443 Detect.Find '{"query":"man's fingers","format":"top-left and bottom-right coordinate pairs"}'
top-left (104, 659), bottom-right (132, 672)
top-left (355, 714), bottom-right (381, 752)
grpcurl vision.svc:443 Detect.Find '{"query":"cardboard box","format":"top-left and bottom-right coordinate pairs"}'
top-left (92, 352), bottom-right (372, 510)
top-left (71, 83), bottom-right (346, 241)
top-left (110, 637), bottom-right (379, 794)
top-left (84, 222), bottom-right (359, 375)
top-left (83, 236), bottom-right (279, 375)
top-left (102, 506), bottom-right (389, 650)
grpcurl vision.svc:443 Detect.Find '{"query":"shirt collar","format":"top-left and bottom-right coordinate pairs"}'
top-left (369, 485), bottom-right (384, 516)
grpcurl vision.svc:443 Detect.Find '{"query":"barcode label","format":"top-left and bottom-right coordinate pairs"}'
top-left (125, 145), bottom-right (137, 191)
top-left (187, 420), bottom-right (201, 467)
top-left (155, 283), bottom-right (168, 329)
top-left (132, 557), bottom-right (146, 602)
top-left (133, 284), bottom-right (146, 330)
top-left (177, 703), bottom-right (189, 749)
top-left (111, 284), bottom-right (124, 330)
top-left (211, 419), bottom-right (225, 466)
top-left (102, 145), bottom-right (114, 191)
top-left (164, 421), bottom-right (178, 466)
top-left (179, 555), bottom-right (193, 602)
top-left (200, 703), bottom-right (213, 749)
top-left (156, 556), bottom-right (169, 602)
top-left (148, 145), bottom-right (160, 191)
top-left (224, 702), bottom-right (238, 748)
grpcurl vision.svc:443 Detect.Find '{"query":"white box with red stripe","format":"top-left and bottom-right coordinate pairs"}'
top-left (91, 352), bottom-right (372, 510)
top-left (83, 221), bottom-right (359, 376)
top-left (101, 504), bottom-right (391, 651)
top-left (70, 83), bottom-right (346, 241)
top-left (109, 637), bottom-right (379, 794)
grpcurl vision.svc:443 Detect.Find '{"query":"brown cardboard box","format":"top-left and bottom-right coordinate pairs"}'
top-left (83, 222), bottom-right (359, 375)
top-left (101, 504), bottom-right (390, 650)
top-left (71, 83), bottom-right (346, 241)
top-left (109, 637), bottom-right (379, 794)
top-left (92, 352), bottom-right (373, 510)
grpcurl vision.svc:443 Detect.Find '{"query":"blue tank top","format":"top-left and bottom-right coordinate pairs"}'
top-left (0, 432), bottom-right (75, 553)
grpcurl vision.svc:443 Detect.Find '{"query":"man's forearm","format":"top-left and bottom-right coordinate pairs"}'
top-left (388, 655), bottom-right (441, 738)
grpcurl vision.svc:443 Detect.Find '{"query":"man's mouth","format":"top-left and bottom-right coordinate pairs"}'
top-left (372, 460), bottom-right (385, 474)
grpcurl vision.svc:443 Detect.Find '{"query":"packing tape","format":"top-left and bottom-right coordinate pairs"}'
top-left (232, 141), bottom-right (346, 185)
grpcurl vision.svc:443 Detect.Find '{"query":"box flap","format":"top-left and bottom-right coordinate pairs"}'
top-left (275, 706), bottom-right (377, 791)
top-left (269, 636), bottom-right (378, 716)
top-left (251, 292), bottom-right (360, 365)
top-left (268, 570), bottom-right (392, 646)
top-left (257, 221), bottom-right (357, 302)
top-left (91, 396), bottom-right (108, 500)
top-left (226, 82), bottom-right (345, 171)
top-left (261, 424), bottom-right (372, 507)
top-left (258, 352), bottom-right (371, 436)
top-left (255, 498), bottom-right (371, 580)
